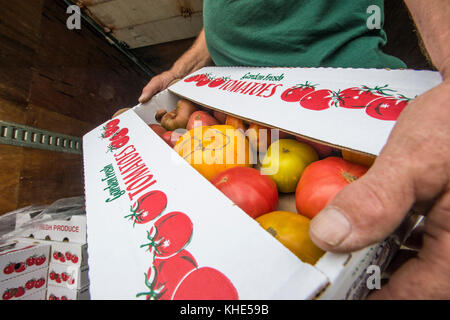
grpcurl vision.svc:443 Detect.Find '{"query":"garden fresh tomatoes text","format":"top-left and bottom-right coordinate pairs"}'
top-left (100, 118), bottom-right (239, 300)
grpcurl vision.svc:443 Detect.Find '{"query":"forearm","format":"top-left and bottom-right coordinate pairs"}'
top-left (169, 28), bottom-right (213, 79)
top-left (404, 0), bottom-right (450, 79)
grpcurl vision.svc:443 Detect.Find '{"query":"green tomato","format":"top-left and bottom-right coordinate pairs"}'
top-left (261, 139), bottom-right (318, 193)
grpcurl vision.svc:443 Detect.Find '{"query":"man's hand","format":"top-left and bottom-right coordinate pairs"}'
top-left (138, 71), bottom-right (177, 103)
top-left (309, 79), bottom-right (450, 299)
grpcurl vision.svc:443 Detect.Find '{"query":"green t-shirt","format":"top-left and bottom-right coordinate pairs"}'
top-left (203, 0), bottom-right (406, 69)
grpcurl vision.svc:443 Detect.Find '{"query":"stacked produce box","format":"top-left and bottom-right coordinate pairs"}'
top-left (0, 241), bottom-right (50, 300)
top-left (2, 197), bottom-right (90, 300)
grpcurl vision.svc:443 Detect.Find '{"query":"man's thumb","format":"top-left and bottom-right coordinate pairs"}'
top-left (309, 163), bottom-right (415, 253)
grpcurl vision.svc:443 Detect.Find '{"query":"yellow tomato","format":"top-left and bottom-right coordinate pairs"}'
top-left (261, 139), bottom-right (318, 193)
top-left (256, 211), bottom-right (325, 264)
top-left (174, 125), bottom-right (253, 181)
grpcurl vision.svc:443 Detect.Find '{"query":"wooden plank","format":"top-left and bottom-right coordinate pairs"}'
top-left (84, 0), bottom-right (203, 29)
top-left (0, 0), bottom-right (44, 110)
top-left (17, 148), bottom-right (84, 209)
top-left (113, 11), bottom-right (203, 48)
top-left (0, 145), bottom-right (23, 215)
top-left (26, 104), bottom-right (96, 137)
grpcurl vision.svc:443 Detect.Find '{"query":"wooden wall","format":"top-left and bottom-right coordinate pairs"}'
top-left (0, 0), bottom-right (149, 215)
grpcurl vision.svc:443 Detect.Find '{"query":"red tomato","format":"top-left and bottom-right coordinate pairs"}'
top-left (142, 212), bottom-right (193, 259)
top-left (211, 167), bottom-right (278, 219)
top-left (108, 136), bottom-right (129, 151)
top-left (162, 131), bottom-right (183, 148)
top-left (186, 111), bottom-right (219, 130)
top-left (208, 78), bottom-right (226, 88)
top-left (137, 250), bottom-right (198, 300)
top-left (300, 89), bottom-right (335, 110)
top-left (125, 190), bottom-right (168, 226)
top-left (281, 82), bottom-right (316, 102)
top-left (295, 157), bottom-right (369, 219)
top-left (171, 267), bottom-right (239, 300)
top-left (149, 124), bottom-right (167, 138)
top-left (366, 96), bottom-right (410, 121)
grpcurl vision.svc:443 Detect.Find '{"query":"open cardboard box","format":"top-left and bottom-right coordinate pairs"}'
top-left (83, 67), bottom-right (441, 300)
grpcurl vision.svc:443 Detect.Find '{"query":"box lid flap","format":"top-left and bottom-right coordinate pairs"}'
top-left (169, 67), bottom-right (442, 155)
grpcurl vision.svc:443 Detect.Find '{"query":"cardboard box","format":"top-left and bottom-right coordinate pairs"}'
top-left (83, 67), bottom-right (441, 300)
top-left (48, 263), bottom-right (89, 289)
top-left (16, 213), bottom-right (87, 244)
top-left (17, 238), bottom-right (88, 267)
top-left (18, 288), bottom-right (46, 300)
top-left (47, 284), bottom-right (90, 300)
top-left (1, 267), bottom-right (48, 300)
top-left (0, 241), bottom-right (50, 282)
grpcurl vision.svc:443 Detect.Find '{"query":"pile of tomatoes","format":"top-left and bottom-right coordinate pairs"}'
top-left (114, 100), bottom-right (375, 266)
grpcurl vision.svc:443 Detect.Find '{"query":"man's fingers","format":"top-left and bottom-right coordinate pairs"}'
top-left (309, 163), bottom-right (415, 252)
top-left (139, 80), bottom-right (160, 103)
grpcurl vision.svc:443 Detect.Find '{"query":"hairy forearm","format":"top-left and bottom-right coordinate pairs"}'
top-left (169, 29), bottom-right (213, 79)
top-left (404, 0), bottom-right (450, 79)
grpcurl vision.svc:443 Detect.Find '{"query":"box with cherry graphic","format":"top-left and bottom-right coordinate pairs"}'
top-left (1, 266), bottom-right (48, 300)
top-left (17, 238), bottom-right (88, 267)
top-left (47, 263), bottom-right (89, 289)
top-left (0, 241), bottom-right (50, 282)
top-left (47, 284), bottom-right (90, 300)
top-left (83, 67), bottom-right (441, 300)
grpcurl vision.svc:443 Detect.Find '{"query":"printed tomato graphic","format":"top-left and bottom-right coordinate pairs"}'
top-left (108, 135), bottom-right (130, 152)
top-left (184, 74), bottom-right (202, 83)
top-left (300, 89), bottom-right (337, 110)
top-left (71, 255), bottom-right (79, 264)
top-left (196, 74), bottom-right (211, 87)
top-left (35, 256), bottom-right (46, 266)
top-left (366, 96), bottom-right (411, 121)
top-left (141, 212), bottom-right (193, 259)
top-left (102, 125), bottom-right (119, 139)
top-left (106, 119), bottom-right (120, 129)
top-left (25, 279), bottom-right (36, 290)
top-left (125, 191), bottom-right (168, 227)
top-left (337, 85), bottom-right (395, 109)
top-left (15, 287), bottom-right (25, 298)
top-left (208, 77), bottom-right (227, 88)
top-left (3, 264), bottom-right (14, 275)
top-left (136, 250), bottom-right (198, 300)
top-left (110, 128), bottom-right (129, 142)
top-left (171, 267), bottom-right (239, 300)
top-left (25, 256), bottom-right (35, 267)
top-left (49, 272), bottom-right (56, 280)
top-left (65, 252), bottom-right (72, 261)
top-left (14, 262), bottom-right (26, 273)
top-left (281, 82), bottom-right (316, 102)
top-left (2, 289), bottom-right (13, 300)
top-left (35, 278), bottom-right (46, 289)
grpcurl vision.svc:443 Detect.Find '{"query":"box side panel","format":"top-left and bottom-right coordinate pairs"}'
top-left (83, 111), bottom-right (328, 300)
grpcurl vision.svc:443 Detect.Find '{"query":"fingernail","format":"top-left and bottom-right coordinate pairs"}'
top-left (310, 208), bottom-right (351, 247)
top-left (138, 94), bottom-right (147, 103)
